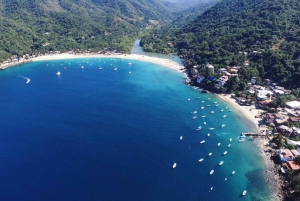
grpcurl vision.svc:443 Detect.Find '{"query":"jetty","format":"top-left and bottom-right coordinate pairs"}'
top-left (241, 132), bottom-right (266, 137)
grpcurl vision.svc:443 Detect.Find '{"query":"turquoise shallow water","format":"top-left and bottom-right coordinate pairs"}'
top-left (0, 58), bottom-right (270, 200)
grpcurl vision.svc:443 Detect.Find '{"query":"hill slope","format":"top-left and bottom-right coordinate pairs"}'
top-left (0, 0), bottom-right (171, 61)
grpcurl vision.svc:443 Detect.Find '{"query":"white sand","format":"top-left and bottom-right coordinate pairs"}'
top-left (217, 94), bottom-right (264, 128)
top-left (30, 53), bottom-right (183, 71)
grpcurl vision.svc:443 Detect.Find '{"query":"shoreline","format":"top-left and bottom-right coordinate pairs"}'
top-left (1, 53), bottom-right (184, 73)
top-left (215, 93), bottom-right (283, 201)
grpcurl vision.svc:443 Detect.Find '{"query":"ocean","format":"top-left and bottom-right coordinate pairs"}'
top-left (0, 57), bottom-right (271, 201)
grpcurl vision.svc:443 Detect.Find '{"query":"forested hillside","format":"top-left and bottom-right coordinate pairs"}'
top-left (0, 0), bottom-right (171, 62)
top-left (141, 0), bottom-right (300, 91)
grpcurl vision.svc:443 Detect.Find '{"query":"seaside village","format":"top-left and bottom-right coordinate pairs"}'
top-left (189, 63), bottom-right (300, 194)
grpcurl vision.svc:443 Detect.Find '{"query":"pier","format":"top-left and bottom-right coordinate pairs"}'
top-left (241, 132), bottom-right (266, 136)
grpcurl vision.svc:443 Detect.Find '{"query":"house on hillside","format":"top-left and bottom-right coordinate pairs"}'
top-left (215, 75), bottom-right (228, 89)
top-left (263, 113), bottom-right (275, 123)
top-left (251, 77), bottom-right (256, 84)
top-left (286, 101), bottom-right (300, 109)
top-left (284, 161), bottom-right (300, 173)
top-left (206, 64), bottom-right (214, 73)
top-left (278, 149), bottom-right (294, 162)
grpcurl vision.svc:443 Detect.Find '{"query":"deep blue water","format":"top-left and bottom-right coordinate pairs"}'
top-left (0, 58), bottom-right (270, 201)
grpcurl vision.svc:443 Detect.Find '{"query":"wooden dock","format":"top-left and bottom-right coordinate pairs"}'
top-left (241, 132), bottom-right (266, 136)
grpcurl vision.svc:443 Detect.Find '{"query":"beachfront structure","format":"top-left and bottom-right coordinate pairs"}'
top-left (258, 100), bottom-right (272, 108)
top-left (215, 75), bottom-right (228, 89)
top-left (284, 161), bottom-right (300, 173)
top-left (206, 64), bottom-right (214, 73)
top-left (251, 77), bottom-right (256, 84)
top-left (256, 90), bottom-right (273, 100)
top-left (263, 113), bottom-right (275, 123)
top-left (286, 101), bottom-right (300, 109)
top-left (278, 149), bottom-right (294, 162)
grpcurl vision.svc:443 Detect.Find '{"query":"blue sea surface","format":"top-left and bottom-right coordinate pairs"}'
top-left (0, 58), bottom-right (270, 201)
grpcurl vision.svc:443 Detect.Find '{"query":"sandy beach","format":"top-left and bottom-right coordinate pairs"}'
top-left (28, 53), bottom-right (183, 72)
top-left (217, 94), bottom-right (264, 128)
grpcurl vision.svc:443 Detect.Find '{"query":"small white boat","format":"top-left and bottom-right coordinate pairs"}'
top-left (210, 187), bottom-right (213, 191)
top-left (238, 138), bottom-right (245, 142)
top-left (198, 158), bottom-right (204, 162)
top-left (173, 162), bottom-right (177, 169)
top-left (219, 161), bottom-right (224, 166)
top-left (210, 111), bottom-right (214, 114)
top-left (223, 115), bottom-right (227, 118)
top-left (225, 178), bottom-right (227, 180)
top-left (229, 110), bottom-right (232, 112)
top-left (128, 62), bottom-right (132, 65)
top-left (192, 116), bottom-right (197, 119)
top-left (215, 104), bottom-right (219, 107)
top-left (196, 126), bottom-right (202, 131)
top-left (214, 102), bottom-right (217, 104)
top-left (221, 109), bottom-right (224, 112)
top-left (229, 138), bottom-right (232, 142)
top-left (56, 71), bottom-right (61, 75)
top-left (217, 143), bottom-right (221, 147)
top-left (114, 68), bottom-right (117, 71)
top-left (196, 97), bottom-right (201, 99)
top-left (200, 140), bottom-right (205, 144)
top-left (128, 71), bottom-right (131, 74)
top-left (221, 124), bottom-right (225, 128)
top-left (201, 115), bottom-right (206, 118)
top-left (232, 171), bottom-right (235, 175)
top-left (204, 122), bottom-right (206, 125)
top-left (210, 170), bottom-right (214, 175)
top-left (99, 67), bottom-right (102, 70)
top-left (207, 133), bottom-right (210, 137)
top-left (188, 98), bottom-right (191, 101)
top-left (206, 105), bottom-right (211, 107)
top-left (201, 107), bottom-right (204, 110)
top-left (180, 136), bottom-right (183, 140)
top-left (192, 111), bottom-right (197, 114)
top-left (228, 144), bottom-right (231, 147)
top-left (242, 190), bottom-right (247, 196)
top-left (223, 151), bottom-right (227, 155)
top-left (201, 101), bottom-right (204, 103)
top-left (209, 128), bottom-right (214, 130)
top-left (226, 107), bottom-right (228, 109)
top-left (208, 152), bottom-right (212, 156)
top-left (81, 66), bottom-right (84, 69)
top-left (208, 98), bottom-right (211, 100)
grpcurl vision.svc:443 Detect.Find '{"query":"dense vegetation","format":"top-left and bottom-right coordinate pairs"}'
top-left (0, 0), bottom-right (172, 62)
top-left (141, 0), bottom-right (300, 92)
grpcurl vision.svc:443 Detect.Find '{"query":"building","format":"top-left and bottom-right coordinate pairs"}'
top-left (215, 75), bottom-right (228, 89)
top-left (251, 77), bottom-right (256, 84)
top-left (206, 64), bottom-right (214, 73)
top-left (286, 101), bottom-right (300, 109)
top-left (278, 149), bottom-right (294, 162)
top-left (263, 113), bottom-right (275, 123)
top-left (256, 90), bottom-right (273, 100)
top-left (284, 161), bottom-right (300, 172)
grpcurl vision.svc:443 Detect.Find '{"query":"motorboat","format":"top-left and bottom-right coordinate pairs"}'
top-left (198, 158), bottom-right (204, 162)
top-left (81, 66), bottom-right (84, 69)
top-left (173, 162), bottom-right (177, 169)
top-left (210, 187), bottom-right (213, 191)
top-left (221, 124), bottom-right (225, 128)
top-left (201, 107), bottom-right (204, 110)
top-left (217, 143), bottom-right (221, 146)
top-left (208, 98), bottom-right (211, 100)
top-left (219, 161), bottom-right (224, 166)
top-left (196, 97), bottom-right (201, 99)
top-left (232, 171), bottom-right (235, 175)
top-left (207, 133), bottom-right (210, 137)
top-left (228, 144), bottom-right (231, 147)
top-left (200, 140), bottom-right (205, 144)
top-left (206, 105), bottom-right (211, 107)
top-left (196, 126), bottom-right (202, 131)
top-left (201, 101), bottom-right (204, 103)
top-left (180, 136), bottom-right (183, 140)
top-left (225, 107), bottom-right (228, 109)
top-left (208, 152), bottom-right (212, 156)
top-left (223, 151), bottom-right (227, 155)
top-left (128, 62), bottom-right (132, 65)
top-left (221, 109), bottom-right (224, 112)
top-left (210, 111), bottom-right (214, 114)
top-left (214, 102), bottom-right (217, 104)
top-left (229, 110), bottom-right (232, 112)
top-left (225, 178), bottom-right (227, 180)
top-left (210, 170), bottom-right (214, 175)
top-left (128, 71), bottom-right (131, 74)
top-left (188, 98), bottom-right (191, 101)
top-left (238, 139), bottom-right (245, 142)
top-left (209, 128), bottom-right (214, 130)
top-left (192, 111), bottom-right (197, 114)
top-left (242, 190), bottom-right (247, 196)
top-left (202, 115), bottom-right (206, 118)
top-left (99, 67), bottom-right (102, 70)
top-left (56, 71), bottom-right (61, 75)
top-left (229, 138), bottom-right (232, 142)
top-left (215, 104), bottom-right (219, 107)
top-left (114, 68), bottom-right (117, 71)
top-left (204, 122), bottom-right (206, 125)
top-left (192, 116), bottom-right (197, 119)
top-left (223, 115), bottom-right (227, 118)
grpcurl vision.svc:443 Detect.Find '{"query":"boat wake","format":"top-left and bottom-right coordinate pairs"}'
top-left (19, 76), bottom-right (30, 84)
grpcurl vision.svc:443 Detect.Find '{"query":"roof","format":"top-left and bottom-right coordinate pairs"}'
top-left (291, 150), bottom-right (300, 157)
top-left (279, 149), bottom-right (294, 158)
top-left (286, 101), bottom-right (300, 108)
top-left (285, 161), bottom-right (300, 171)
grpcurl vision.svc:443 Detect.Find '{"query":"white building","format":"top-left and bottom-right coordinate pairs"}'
top-left (256, 90), bottom-right (273, 100)
top-left (286, 101), bottom-right (300, 109)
